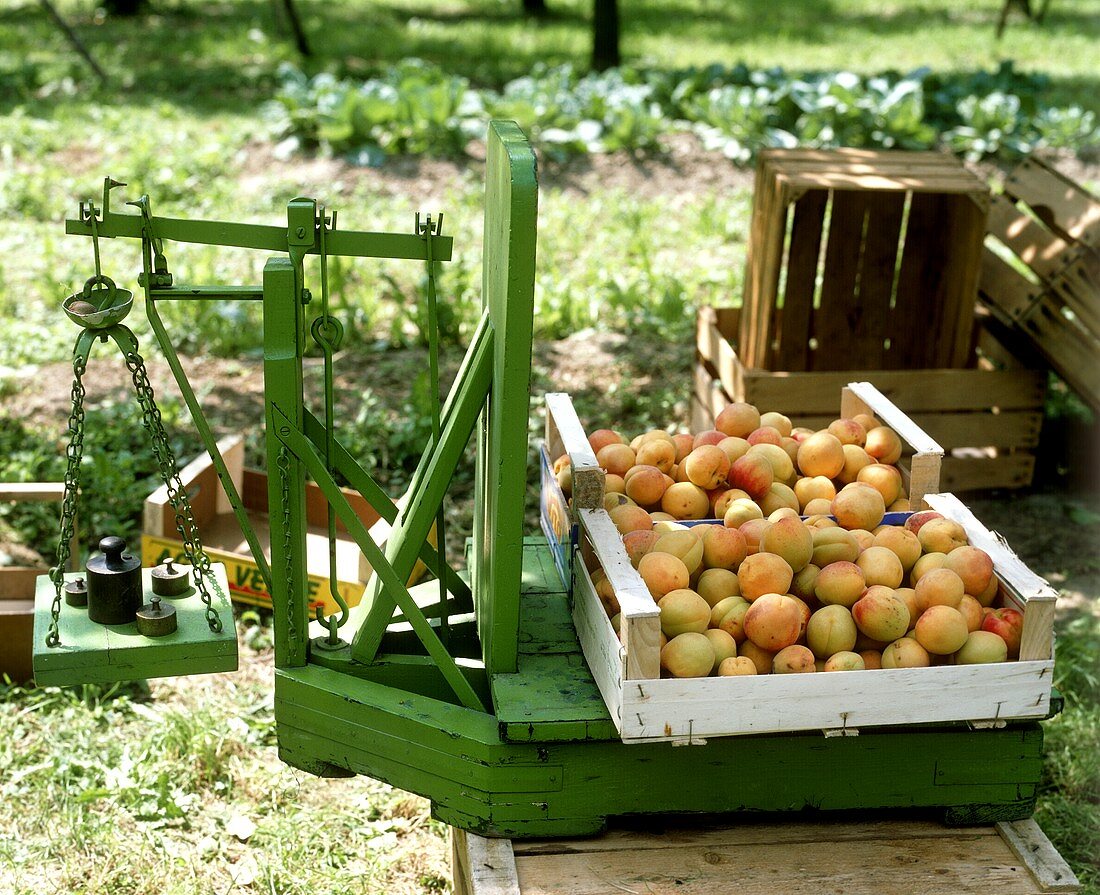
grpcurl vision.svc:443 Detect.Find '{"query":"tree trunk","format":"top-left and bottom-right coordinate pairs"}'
top-left (591, 0), bottom-right (620, 70)
top-left (522, 0), bottom-right (549, 17)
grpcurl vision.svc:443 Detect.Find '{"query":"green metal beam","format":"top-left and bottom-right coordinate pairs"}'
top-left (349, 319), bottom-right (494, 663)
top-left (66, 211), bottom-right (453, 261)
top-left (273, 409), bottom-right (486, 712)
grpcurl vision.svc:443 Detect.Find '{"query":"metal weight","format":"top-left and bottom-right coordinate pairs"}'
top-left (64, 577), bottom-right (88, 607)
top-left (135, 595), bottom-right (177, 637)
top-left (86, 536), bottom-right (143, 626)
top-left (151, 558), bottom-right (190, 597)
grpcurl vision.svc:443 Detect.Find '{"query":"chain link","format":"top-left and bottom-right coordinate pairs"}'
top-left (46, 355), bottom-right (88, 647)
top-left (277, 446), bottom-right (297, 645)
top-left (123, 348), bottom-right (224, 633)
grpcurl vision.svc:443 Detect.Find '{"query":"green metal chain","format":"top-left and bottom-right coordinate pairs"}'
top-left (46, 354), bottom-right (88, 648)
top-left (124, 348), bottom-right (224, 633)
top-left (277, 445), bottom-right (297, 645)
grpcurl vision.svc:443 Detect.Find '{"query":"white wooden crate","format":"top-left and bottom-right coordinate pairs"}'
top-left (573, 494), bottom-right (1055, 744)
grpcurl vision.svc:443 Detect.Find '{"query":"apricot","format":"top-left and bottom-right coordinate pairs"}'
top-left (781, 437), bottom-right (801, 468)
top-left (856, 545), bottom-right (905, 588)
top-left (638, 552), bottom-right (690, 599)
top-left (596, 443), bottom-right (636, 477)
top-left (860, 649), bottom-right (883, 670)
top-left (857, 463), bottom-right (903, 507)
top-left (589, 428), bottom-right (623, 454)
top-left (747, 426), bottom-right (783, 447)
top-left (728, 453), bottom-right (774, 500)
top-left (790, 563), bottom-right (821, 602)
top-left (595, 575), bottom-right (620, 617)
top-left (832, 482), bottom-right (886, 532)
top-left (773, 644), bottom-right (816, 674)
top-left (958, 594), bottom-right (983, 632)
top-left (917, 518), bottom-right (969, 554)
top-left (605, 473), bottom-right (626, 494)
top-left (975, 574), bottom-right (1000, 608)
top-left (738, 640), bottom-right (776, 675)
top-left (872, 526), bottom-right (921, 571)
top-left (760, 483), bottom-right (800, 516)
top-left (852, 586), bottom-right (910, 642)
top-left (768, 507), bottom-right (800, 522)
top-left (636, 439), bottom-right (676, 474)
top-left (604, 491), bottom-right (633, 513)
top-left (815, 561), bottom-right (866, 608)
top-left (955, 630), bottom-right (1009, 665)
top-left (711, 489), bottom-right (738, 519)
top-left (684, 445), bottom-right (731, 490)
top-left (622, 529), bottom-right (659, 568)
top-left (760, 411), bottom-right (793, 437)
top-left (838, 444), bottom-right (875, 485)
top-left (749, 443), bottom-right (795, 482)
top-left (943, 546), bottom-right (994, 596)
top-left (651, 515), bottom-right (682, 528)
top-left (704, 629), bottom-right (738, 671)
top-left (788, 594), bottom-right (812, 637)
top-left (739, 518), bottom-right (771, 556)
top-left (811, 527), bottom-right (860, 567)
top-left (744, 593), bottom-right (802, 651)
top-left (661, 482), bottom-right (710, 520)
top-left (904, 510), bottom-right (943, 535)
top-left (718, 655), bottom-right (758, 676)
top-left (982, 607), bottom-right (1023, 658)
top-left (697, 568), bottom-right (741, 607)
top-left (881, 637), bottom-right (931, 668)
top-left (865, 426), bottom-right (903, 465)
top-left (653, 530), bottom-right (704, 576)
top-left (910, 551), bottom-right (947, 585)
top-left (893, 587), bottom-right (920, 624)
top-left (661, 632), bottom-right (715, 678)
top-left (850, 529), bottom-right (875, 551)
top-left (760, 516), bottom-right (814, 572)
top-left (805, 514), bottom-right (839, 530)
top-left (806, 604), bottom-right (858, 659)
top-left (610, 504), bottom-right (651, 535)
top-left (827, 418), bottom-right (867, 446)
top-left (624, 465), bottom-right (668, 507)
top-left (658, 588), bottom-right (711, 637)
top-left (824, 651), bottom-right (865, 672)
top-left (797, 431), bottom-right (845, 478)
top-left (672, 433), bottom-right (695, 463)
top-left (915, 568), bottom-right (965, 610)
top-left (800, 498), bottom-right (829, 516)
top-left (914, 605), bottom-right (969, 655)
top-left (715, 403), bottom-right (761, 439)
top-left (716, 598), bottom-right (751, 642)
top-left (693, 429), bottom-right (727, 449)
top-left (738, 552), bottom-right (794, 601)
top-left (888, 498), bottom-right (910, 512)
top-left (716, 436), bottom-right (752, 467)
top-left (794, 475), bottom-right (837, 510)
top-left (701, 525), bottom-right (747, 570)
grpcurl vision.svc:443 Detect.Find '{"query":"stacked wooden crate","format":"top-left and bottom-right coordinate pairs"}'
top-left (697, 148), bottom-right (1047, 491)
top-left (979, 157), bottom-right (1100, 412)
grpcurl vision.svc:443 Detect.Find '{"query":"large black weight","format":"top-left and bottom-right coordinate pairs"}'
top-left (86, 536), bottom-right (143, 625)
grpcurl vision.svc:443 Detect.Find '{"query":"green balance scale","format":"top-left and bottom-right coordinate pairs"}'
top-left (34, 122), bottom-right (1050, 838)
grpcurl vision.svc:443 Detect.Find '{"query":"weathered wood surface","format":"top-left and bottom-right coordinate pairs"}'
top-left (544, 393), bottom-right (604, 512)
top-left (454, 817), bottom-right (1080, 894)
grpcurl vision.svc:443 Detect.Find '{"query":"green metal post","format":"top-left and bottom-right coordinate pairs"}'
top-left (263, 256), bottom-right (309, 667)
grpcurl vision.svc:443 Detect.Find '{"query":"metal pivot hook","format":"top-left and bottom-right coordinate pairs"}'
top-left (64, 203), bottom-right (134, 329)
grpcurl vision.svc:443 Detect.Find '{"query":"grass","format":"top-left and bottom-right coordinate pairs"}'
top-left (1, 0), bottom-right (1098, 892)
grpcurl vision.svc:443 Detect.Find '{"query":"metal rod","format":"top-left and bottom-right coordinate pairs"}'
top-left (150, 286), bottom-right (264, 301)
top-left (37, 0), bottom-right (108, 83)
top-left (66, 212), bottom-right (454, 261)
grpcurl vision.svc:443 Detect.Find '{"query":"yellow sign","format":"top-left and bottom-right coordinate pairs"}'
top-left (141, 535), bottom-right (366, 615)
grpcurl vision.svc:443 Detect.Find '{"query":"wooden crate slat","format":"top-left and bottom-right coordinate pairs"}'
top-left (979, 247), bottom-right (1042, 323)
top-left (940, 194), bottom-right (988, 368)
top-left (1020, 298), bottom-right (1100, 410)
top-left (938, 453), bottom-right (1036, 492)
top-left (987, 193), bottom-right (1074, 280)
top-left (1005, 157), bottom-right (1100, 247)
top-left (775, 190), bottom-right (828, 371)
top-left (784, 168), bottom-right (989, 195)
top-left (854, 191), bottom-right (907, 368)
top-left (1051, 253), bottom-right (1100, 336)
top-left (889, 192), bottom-right (947, 368)
top-left (908, 410), bottom-right (1044, 451)
top-left (813, 190), bottom-right (874, 369)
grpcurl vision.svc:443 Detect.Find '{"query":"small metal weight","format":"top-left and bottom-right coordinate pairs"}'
top-left (151, 558), bottom-right (190, 597)
top-left (86, 535), bottom-right (143, 626)
top-left (135, 595), bottom-right (177, 637)
top-left (64, 577), bottom-right (88, 607)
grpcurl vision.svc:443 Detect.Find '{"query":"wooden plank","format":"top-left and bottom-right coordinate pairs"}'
top-left (775, 190), bottom-right (827, 371)
top-left (939, 454), bottom-right (1036, 492)
top-left (980, 247), bottom-right (1043, 323)
top-left (452, 828), bottom-right (521, 895)
top-left (0, 483), bottom-right (65, 502)
top-left (813, 190), bottom-right (873, 370)
top-left (571, 556), bottom-right (625, 732)
top-left (1020, 297), bottom-right (1100, 411)
top-left (511, 827), bottom-right (1068, 895)
top-left (912, 410), bottom-right (1044, 451)
top-left (997, 818), bottom-right (1082, 893)
top-left (785, 169), bottom-right (986, 195)
top-left (544, 392), bottom-right (604, 512)
top-left (618, 660), bottom-right (1051, 742)
top-left (745, 175), bottom-right (790, 368)
top-left (987, 194), bottom-right (1073, 281)
top-left (939, 193), bottom-right (987, 368)
top-left (1051, 253), bottom-right (1100, 336)
top-left (1005, 157), bottom-right (1100, 247)
top-left (890, 192), bottom-right (950, 369)
top-left (853, 191), bottom-right (906, 368)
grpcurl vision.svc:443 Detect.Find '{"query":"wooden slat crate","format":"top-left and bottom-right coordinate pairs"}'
top-left (979, 157), bottom-right (1100, 411)
top-left (452, 818), bottom-right (1081, 894)
top-left (697, 305), bottom-right (1047, 491)
top-left (573, 492), bottom-right (1056, 744)
top-left (741, 148), bottom-right (991, 373)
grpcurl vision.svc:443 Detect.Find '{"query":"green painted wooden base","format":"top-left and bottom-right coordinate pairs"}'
top-left (32, 565), bottom-right (238, 687)
top-left (274, 539), bottom-right (1047, 839)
